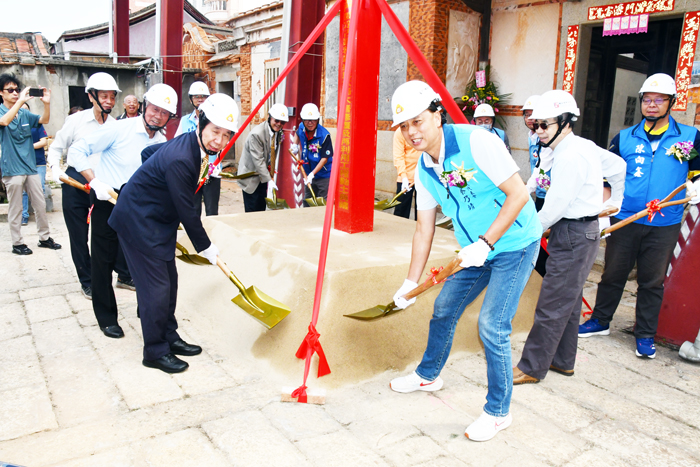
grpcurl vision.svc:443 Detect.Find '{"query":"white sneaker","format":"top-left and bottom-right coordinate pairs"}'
top-left (390, 371), bottom-right (444, 393)
top-left (465, 411), bottom-right (512, 442)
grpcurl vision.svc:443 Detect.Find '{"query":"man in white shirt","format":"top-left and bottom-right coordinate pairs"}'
top-left (514, 90), bottom-right (625, 384)
top-left (67, 83), bottom-right (175, 339)
top-left (48, 72), bottom-right (133, 300)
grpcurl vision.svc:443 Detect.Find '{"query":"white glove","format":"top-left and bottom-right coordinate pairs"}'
top-left (269, 180), bottom-right (279, 192)
top-left (602, 199), bottom-right (622, 216)
top-left (599, 216), bottom-right (611, 239)
top-left (290, 143), bottom-right (299, 155)
top-left (210, 163), bottom-right (222, 178)
top-left (689, 179), bottom-right (700, 205)
top-left (51, 165), bottom-right (65, 184)
top-left (306, 172), bottom-right (315, 185)
top-left (458, 239), bottom-right (491, 269)
top-left (89, 177), bottom-right (114, 202)
top-left (401, 177), bottom-right (411, 193)
top-left (393, 279), bottom-right (418, 310)
top-left (199, 243), bottom-right (219, 265)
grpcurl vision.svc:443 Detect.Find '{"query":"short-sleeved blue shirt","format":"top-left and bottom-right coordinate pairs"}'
top-left (0, 104), bottom-right (41, 176)
top-left (32, 125), bottom-right (48, 166)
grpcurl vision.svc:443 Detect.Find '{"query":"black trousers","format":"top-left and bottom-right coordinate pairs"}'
top-left (195, 176), bottom-right (221, 217)
top-left (120, 238), bottom-right (180, 360)
top-left (90, 194), bottom-right (123, 327)
top-left (533, 196), bottom-right (548, 277)
top-left (591, 218), bottom-right (681, 338)
top-left (393, 182), bottom-right (417, 220)
top-left (243, 181), bottom-right (268, 212)
top-left (518, 218), bottom-right (600, 379)
top-left (62, 167), bottom-right (130, 288)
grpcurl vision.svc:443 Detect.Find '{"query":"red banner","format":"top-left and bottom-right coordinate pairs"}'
top-left (674, 11), bottom-right (700, 111)
top-left (588, 0), bottom-right (674, 21)
top-left (562, 26), bottom-right (579, 94)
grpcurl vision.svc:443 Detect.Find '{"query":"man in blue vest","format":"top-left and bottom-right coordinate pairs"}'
top-left (387, 81), bottom-right (541, 442)
top-left (473, 103), bottom-right (510, 153)
top-left (109, 93), bottom-right (236, 373)
top-left (289, 103), bottom-right (333, 205)
top-left (579, 73), bottom-right (700, 358)
top-left (175, 81), bottom-right (221, 216)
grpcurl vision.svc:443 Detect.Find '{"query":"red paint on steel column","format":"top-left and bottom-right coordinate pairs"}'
top-left (160, 0), bottom-right (184, 139)
top-left (334, 0), bottom-right (381, 233)
top-left (113, 0), bottom-right (130, 64)
top-left (277, 0), bottom-right (326, 208)
top-left (657, 205), bottom-right (700, 346)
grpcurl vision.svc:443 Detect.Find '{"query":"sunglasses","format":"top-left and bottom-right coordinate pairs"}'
top-left (3, 87), bottom-right (19, 94)
top-left (533, 121), bottom-right (558, 131)
top-left (641, 97), bottom-right (670, 105)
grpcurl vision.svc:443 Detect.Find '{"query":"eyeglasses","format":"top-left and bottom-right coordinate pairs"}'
top-left (641, 97), bottom-right (670, 105)
top-left (2, 87), bottom-right (19, 94)
top-left (533, 121), bottom-right (558, 131)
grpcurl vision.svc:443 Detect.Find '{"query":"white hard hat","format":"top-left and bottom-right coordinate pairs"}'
top-left (391, 80), bottom-right (441, 127)
top-left (300, 103), bottom-right (320, 120)
top-left (269, 103), bottom-right (289, 122)
top-left (474, 103), bottom-right (495, 118)
top-left (531, 90), bottom-right (580, 120)
top-left (188, 81), bottom-right (210, 96)
top-left (199, 93), bottom-right (239, 132)
top-left (639, 73), bottom-right (676, 97)
top-left (143, 83), bottom-right (177, 114)
top-left (521, 95), bottom-right (540, 111)
top-left (85, 72), bottom-right (121, 93)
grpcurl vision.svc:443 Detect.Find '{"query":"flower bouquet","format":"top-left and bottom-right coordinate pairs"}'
top-left (439, 161), bottom-right (478, 198)
top-left (454, 65), bottom-right (511, 128)
top-left (666, 141), bottom-right (698, 163)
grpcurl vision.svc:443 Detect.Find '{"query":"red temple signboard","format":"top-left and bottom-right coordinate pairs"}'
top-left (674, 11), bottom-right (700, 111)
top-left (562, 26), bottom-right (579, 94)
top-left (588, 0), bottom-right (674, 21)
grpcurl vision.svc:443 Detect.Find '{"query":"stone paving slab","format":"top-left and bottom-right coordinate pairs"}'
top-left (1, 189), bottom-right (699, 467)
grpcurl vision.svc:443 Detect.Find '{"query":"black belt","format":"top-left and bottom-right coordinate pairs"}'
top-left (563, 216), bottom-right (597, 222)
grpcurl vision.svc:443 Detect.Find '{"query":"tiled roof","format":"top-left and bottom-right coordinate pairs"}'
top-left (0, 32), bottom-right (51, 65)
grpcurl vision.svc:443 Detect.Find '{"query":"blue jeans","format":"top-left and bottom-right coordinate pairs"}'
top-left (416, 240), bottom-right (538, 417)
top-left (22, 165), bottom-right (46, 222)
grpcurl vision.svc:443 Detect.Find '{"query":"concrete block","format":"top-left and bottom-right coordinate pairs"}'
top-left (24, 295), bottom-right (72, 324)
top-left (65, 292), bottom-right (93, 313)
top-left (202, 411), bottom-right (310, 467)
top-left (42, 445), bottom-right (137, 467)
top-left (262, 402), bottom-right (343, 442)
top-left (294, 430), bottom-right (391, 467)
top-left (171, 355), bottom-right (237, 397)
top-left (0, 335), bottom-right (44, 393)
top-left (132, 428), bottom-right (230, 467)
top-left (0, 302), bottom-right (29, 342)
top-left (19, 283), bottom-right (81, 301)
top-left (562, 448), bottom-right (632, 467)
top-left (31, 317), bottom-right (89, 358)
top-left (0, 383), bottom-right (57, 442)
top-left (0, 292), bottom-right (20, 304)
top-left (378, 436), bottom-right (449, 466)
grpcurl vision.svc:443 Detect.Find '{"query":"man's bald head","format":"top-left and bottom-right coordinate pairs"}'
top-left (123, 95), bottom-right (140, 118)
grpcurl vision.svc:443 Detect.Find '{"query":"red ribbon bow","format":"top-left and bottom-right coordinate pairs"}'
top-left (296, 159), bottom-right (308, 170)
top-left (426, 266), bottom-right (444, 285)
top-left (292, 324), bottom-right (330, 403)
top-left (646, 199), bottom-right (665, 222)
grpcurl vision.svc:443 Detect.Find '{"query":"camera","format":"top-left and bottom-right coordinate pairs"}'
top-left (29, 88), bottom-right (44, 97)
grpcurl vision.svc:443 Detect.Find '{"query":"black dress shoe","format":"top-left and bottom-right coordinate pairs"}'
top-left (143, 353), bottom-right (189, 373)
top-left (100, 324), bottom-right (124, 338)
top-left (116, 278), bottom-right (136, 291)
top-left (38, 237), bottom-right (62, 250)
top-left (12, 244), bottom-right (33, 255)
top-left (170, 339), bottom-right (202, 356)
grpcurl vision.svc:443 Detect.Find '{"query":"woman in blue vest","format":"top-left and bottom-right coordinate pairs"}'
top-left (387, 81), bottom-right (541, 442)
top-left (473, 103), bottom-right (510, 153)
top-left (290, 103), bottom-right (333, 206)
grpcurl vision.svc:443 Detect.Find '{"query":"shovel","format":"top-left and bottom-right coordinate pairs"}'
top-left (374, 185), bottom-right (413, 211)
top-left (287, 148), bottom-right (326, 207)
top-left (220, 171), bottom-right (257, 180)
top-left (60, 175), bottom-right (117, 205)
top-left (266, 189), bottom-right (290, 210)
top-left (345, 256), bottom-right (463, 320)
top-left (601, 181), bottom-right (696, 236)
top-left (174, 243), bottom-right (291, 329)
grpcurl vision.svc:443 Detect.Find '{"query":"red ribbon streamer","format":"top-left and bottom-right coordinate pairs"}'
top-left (646, 199), bottom-right (665, 222)
top-left (426, 266), bottom-right (444, 285)
top-left (197, 0), bottom-right (343, 193)
top-left (87, 204), bottom-right (94, 225)
top-left (291, 385), bottom-right (308, 404)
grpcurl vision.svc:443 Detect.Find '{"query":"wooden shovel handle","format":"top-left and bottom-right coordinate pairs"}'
top-left (604, 195), bottom-right (694, 236)
top-left (402, 257), bottom-right (463, 301)
top-left (60, 175), bottom-right (116, 205)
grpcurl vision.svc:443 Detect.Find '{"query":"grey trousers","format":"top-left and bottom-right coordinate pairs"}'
top-left (518, 218), bottom-right (600, 380)
top-left (3, 174), bottom-right (50, 246)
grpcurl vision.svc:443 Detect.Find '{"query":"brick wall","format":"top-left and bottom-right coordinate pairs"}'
top-left (238, 44), bottom-right (253, 116)
top-left (182, 33), bottom-right (215, 94)
top-left (406, 0), bottom-right (472, 82)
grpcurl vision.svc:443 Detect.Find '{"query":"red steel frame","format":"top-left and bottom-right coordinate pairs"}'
top-left (161, 0), bottom-right (185, 139)
top-left (113, 0), bottom-right (130, 64)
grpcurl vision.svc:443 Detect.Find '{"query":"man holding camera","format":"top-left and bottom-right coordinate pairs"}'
top-left (0, 73), bottom-right (61, 255)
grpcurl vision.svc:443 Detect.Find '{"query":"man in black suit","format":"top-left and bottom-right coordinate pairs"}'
top-left (109, 94), bottom-right (238, 373)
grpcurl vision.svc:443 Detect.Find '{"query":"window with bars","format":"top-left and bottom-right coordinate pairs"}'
top-left (263, 60), bottom-right (280, 117)
top-left (204, 0), bottom-right (227, 11)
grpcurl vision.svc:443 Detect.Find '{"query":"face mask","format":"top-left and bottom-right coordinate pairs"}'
top-left (477, 123), bottom-right (493, 131)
